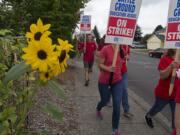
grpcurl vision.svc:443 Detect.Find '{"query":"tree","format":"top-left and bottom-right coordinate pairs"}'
top-left (0, 0), bottom-right (90, 42)
top-left (93, 25), bottom-right (101, 45)
top-left (134, 24), bottom-right (142, 42)
top-left (153, 25), bottom-right (164, 33)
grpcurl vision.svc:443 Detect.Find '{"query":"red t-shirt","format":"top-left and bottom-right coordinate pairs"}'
top-left (121, 61), bottom-right (127, 74)
top-left (99, 45), bottom-right (122, 84)
top-left (121, 45), bottom-right (131, 74)
top-left (155, 55), bottom-right (180, 100)
top-left (172, 129), bottom-right (176, 135)
top-left (98, 43), bottom-right (110, 51)
top-left (78, 42), bottom-right (97, 62)
top-left (121, 45), bottom-right (130, 55)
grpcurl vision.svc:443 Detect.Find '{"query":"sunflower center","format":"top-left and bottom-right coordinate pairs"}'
top-left (45, 73), bottom-right (49, 78)
top-left (37, 50), bottom-right (47, 60)
top-left (59, 50), bottom-right (66, 63)
top-left (34, 32), bottom-right (42, 40)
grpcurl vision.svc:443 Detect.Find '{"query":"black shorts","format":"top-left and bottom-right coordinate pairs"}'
top-left (84, 61), bottom-right (94, 71)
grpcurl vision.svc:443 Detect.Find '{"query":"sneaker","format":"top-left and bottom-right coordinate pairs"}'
top-left (112, 129), bottom-right (121, 135)
top-left (96, 111), bottom-right (103, 120)
top-left (123, 112), bottom-right (134, 119)
top-left (145, 114), bottom-right (154, 128)
top-left (84, 80), bottom-right (89, 86)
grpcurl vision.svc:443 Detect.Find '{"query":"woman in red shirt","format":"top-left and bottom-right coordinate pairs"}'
top-left (78, 34), bottom-right (97, 86)
top-left (96, 44), bottom-right (123, 135)
top-left (172, 68), bottom-right (180, 135)
top-left (145, 49), bottom-right (180, 129)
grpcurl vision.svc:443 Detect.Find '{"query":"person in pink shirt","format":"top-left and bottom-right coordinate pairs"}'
top-left (78, 34), bottom-right (97, 86)
top-left (96, 44), bottom-right (124, 135)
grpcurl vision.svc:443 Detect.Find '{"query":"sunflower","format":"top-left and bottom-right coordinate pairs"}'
top-left (51, 62), bottom-right (62, 76)
top-left (57, 38), bottom-right (74, 53)
top-left (39, 71), bottom-right (53, 82)
top-left (22, 40), bottom-right (58, 72)
top-left (58, 49), bottom-right (69, 72)
top-left (26, 18), bottom-right (51, 42)
top-left (51, 39), bottom-right (74, 73)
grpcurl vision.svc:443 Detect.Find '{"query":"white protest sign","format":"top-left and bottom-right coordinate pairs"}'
top-left (80, 15), bottom-right (91, 31)
top-left (105, 0), bottom-right (142, 45)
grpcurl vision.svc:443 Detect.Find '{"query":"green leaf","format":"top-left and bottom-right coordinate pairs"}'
top-left (0, 122), bottom-right (8, 135)
top-left (3, 62), bottom-right (31, 84)
top-left (0, 107), bottom-right (16, 121)
top-left (0, 29), bottom-right (12, 36)
top-left (48, 80), bottom-right (66, 100)
top-left (43, 102), bottom-right (63, 123)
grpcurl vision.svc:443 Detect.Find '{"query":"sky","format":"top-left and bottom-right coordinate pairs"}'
top-left (83, 0), bottom-right (169, 36)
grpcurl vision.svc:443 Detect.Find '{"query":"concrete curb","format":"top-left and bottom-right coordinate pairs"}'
top-left (128, 88), bottom-right (171, 133)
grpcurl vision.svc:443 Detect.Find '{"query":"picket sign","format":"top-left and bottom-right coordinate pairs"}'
top-left (80, 15), bottom-right (91, 54)
top-left (164, 0), bottom-right (180, 95)
top-left (80, 15), bottom-right (91, 31)
top-left (105, 0), bottom-right (142, 69)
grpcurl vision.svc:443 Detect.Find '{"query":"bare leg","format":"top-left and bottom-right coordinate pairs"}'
top-left (85, 68), bottom-right (89, 81)
top-left (84, 68), bottom-right (89, 86)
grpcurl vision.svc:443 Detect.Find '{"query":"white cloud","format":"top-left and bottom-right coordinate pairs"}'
top-left (84, 0), bottom-right (111, 36)
top-left (83, 0), bottom-right (169, 36)
top-left (138, 0), bottom-right (169, 34)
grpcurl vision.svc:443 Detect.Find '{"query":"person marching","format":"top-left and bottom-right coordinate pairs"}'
top-left (78, 34), bottom-right (97, 86)
top-left (96, 44), bottom-right (124, 135)
top-left (120, 44), bottom-right (133, 118)
top-left (145, 49), bottom-right (180, 129)
top-left (172, 64), bottom-right (180, 135)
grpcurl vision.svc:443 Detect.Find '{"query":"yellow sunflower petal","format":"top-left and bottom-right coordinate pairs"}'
top-left (39, 62), bottom-right (48, 72)
top-left (58, 38), bottom-right (64, 45)
top-left (42, 24), bottom-right (51, 32)
top-left (37, 18), bottom-right (43, 30)
top-left (43, 31), bottom-right (51, 37)
top-left (26, 32), bottom-right (34, 39)
top-left (30, 24), bottom-right (38, 33)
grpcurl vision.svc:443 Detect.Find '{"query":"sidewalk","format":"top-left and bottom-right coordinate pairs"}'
top-left (70, 59), bottom-right (171, 135)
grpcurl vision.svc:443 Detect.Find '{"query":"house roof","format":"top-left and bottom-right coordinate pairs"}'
top-left (155, 34), bottom-right (165, 42)
top-left (155, 28), bottom-right (166, 34)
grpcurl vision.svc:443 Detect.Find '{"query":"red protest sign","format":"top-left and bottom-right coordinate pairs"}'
top-left (166, 22), bottom-right (180, 41)
top-left (107, 17), bottom-right (136, 38)
top-left (165, 0), bottom-right (180, 48)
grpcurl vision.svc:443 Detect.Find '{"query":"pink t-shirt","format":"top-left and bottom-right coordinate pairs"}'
top-left (98, 45), bottom-right (123, 84)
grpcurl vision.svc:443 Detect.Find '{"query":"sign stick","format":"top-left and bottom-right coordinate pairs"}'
top-left (109, 45), bottom-right (119, 86)
top-left (169, 49), bottom-right (180, 95)
top-left (84, 32), bottom-right (86, 54)
top-left (112, 45), bottom-right (119, 67)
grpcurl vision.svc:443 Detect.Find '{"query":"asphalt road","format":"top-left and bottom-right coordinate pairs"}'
top-left (128, 50), bottom-right (172, 122)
